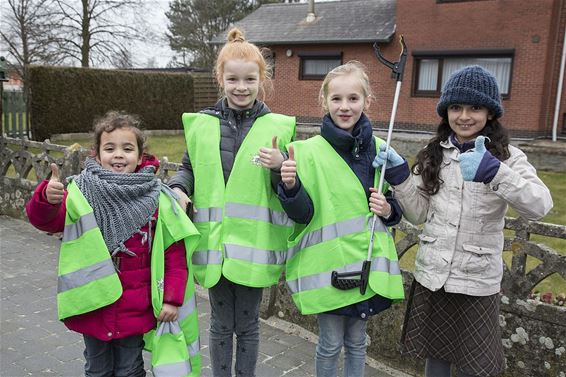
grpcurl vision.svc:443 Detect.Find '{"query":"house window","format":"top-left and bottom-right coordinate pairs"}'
top-left (298, 53), bottom-right (342, 80)
top-left (413, 51), bottom-right (513, 98)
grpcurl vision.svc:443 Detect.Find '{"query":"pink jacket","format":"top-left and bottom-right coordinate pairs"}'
top-left (26, 156), bottom-right (188, 341)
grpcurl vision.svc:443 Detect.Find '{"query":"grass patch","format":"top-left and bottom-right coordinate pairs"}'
top-left (55, 135), bottom-right (188, 163)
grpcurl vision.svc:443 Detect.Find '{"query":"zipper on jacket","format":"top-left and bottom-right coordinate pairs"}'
top-left (234, 112), bottom-right (243, 156)
top-left (352, 137), bottom-right (361, 160)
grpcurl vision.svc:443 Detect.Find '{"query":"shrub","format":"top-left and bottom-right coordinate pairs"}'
top-left (29, 66), bottom-right (195, 141)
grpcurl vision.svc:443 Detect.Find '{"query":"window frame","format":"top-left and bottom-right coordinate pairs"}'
top-left (411, 49), bottom-right (515, 99)
top-left (298, 52), bottom-right (343, 80)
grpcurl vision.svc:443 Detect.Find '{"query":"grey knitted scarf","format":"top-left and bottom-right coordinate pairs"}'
top-left (71, 158), bottom-right (162, 256)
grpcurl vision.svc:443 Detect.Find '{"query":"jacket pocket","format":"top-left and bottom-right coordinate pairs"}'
top-left (461, 243), bottom-right (496, 274)
top-left (418, 234), bottom-right (437, 243)
top-left (416, 234), bottom-right (438, 270)
top-left (462, 244), bottom-right (497, 255)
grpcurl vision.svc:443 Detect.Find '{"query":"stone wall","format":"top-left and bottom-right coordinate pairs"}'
top-left (1, 134), bottom-right (565, 376)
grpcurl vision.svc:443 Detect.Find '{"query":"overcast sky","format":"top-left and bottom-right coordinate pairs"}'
top-left (133, 0), bottom-right (175, 68)
top-left (1, 0), bottom-right (326, 69)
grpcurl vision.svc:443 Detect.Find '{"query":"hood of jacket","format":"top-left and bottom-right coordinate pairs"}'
top-left (136, 153), bottom-right (160, 173)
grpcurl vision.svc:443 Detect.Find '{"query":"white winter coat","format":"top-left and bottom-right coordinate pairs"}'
top-left (393, 139), bottom-right (553, 296)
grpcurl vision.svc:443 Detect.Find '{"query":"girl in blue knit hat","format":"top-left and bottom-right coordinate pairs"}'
top-left (373, 65), bottom-right (553, 377)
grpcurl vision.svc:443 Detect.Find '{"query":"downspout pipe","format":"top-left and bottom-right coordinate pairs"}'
top-left (552, 25), bottom-right (566, 141)
top-left (306, 0), bottom-right (315, 22)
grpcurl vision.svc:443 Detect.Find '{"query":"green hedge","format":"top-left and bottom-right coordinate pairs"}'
top-left (29, 66), bottom-right (195, 141)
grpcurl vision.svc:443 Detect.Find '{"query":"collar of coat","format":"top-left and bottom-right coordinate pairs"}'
top-left (320, 112), bottom-right (373, 155)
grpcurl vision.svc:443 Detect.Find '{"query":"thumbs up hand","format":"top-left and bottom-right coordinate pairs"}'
top-left (258, 136), bottom-right (285, 170)
top-left (46, 163), bottom-right (65, 205)
top-left (281, 145), bottom-right (297, 190)
top-left (458, 136), bottom-right (500, 183)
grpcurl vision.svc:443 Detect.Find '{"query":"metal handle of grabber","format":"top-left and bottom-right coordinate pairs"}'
top-left (367, 35), bottom-right (408, 257)
top-left (330, 36), bottom-right (408, 295)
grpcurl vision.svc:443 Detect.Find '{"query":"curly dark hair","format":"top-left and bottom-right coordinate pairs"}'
top-left (412, 117), bottom-right (510, 195)
top-left (92, 111), bottom-right (146, 157)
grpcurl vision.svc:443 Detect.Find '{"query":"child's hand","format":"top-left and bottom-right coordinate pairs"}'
top-left (258, 136), bottom-right (285, 170)
top-left (172, 187), bottom-right (197, 217)
top-left (458, 136), bottom-right (500, 183)
top-left (46, 163), bottom-right (65, 205)
top-left (280, 145), bottom-right (296, 190)
top-left (157, 303), bottom-right (178, 322)
top-left (369, 188), bottom-right (392, 218)
top-left (373, 144), bottom-right (404, 169)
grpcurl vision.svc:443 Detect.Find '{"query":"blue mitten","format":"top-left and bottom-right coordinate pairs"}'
top-left (458, 136), bottom-right (501, 183)
top-left (373, 144), bottom-right (404, 168)
top-left (373, 144), bottom-right (410, 185)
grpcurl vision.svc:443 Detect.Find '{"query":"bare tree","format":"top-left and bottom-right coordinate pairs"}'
top-left (166, 0), bottom-right (257, 69)
top-left (111, 48), bottom-right (134, 69)
top-left (0, 0), bottom-right (63, 86)
top-left (166, 0), bottom-right (293, 69)
top-left (52, 0), bottom-right (153, 68)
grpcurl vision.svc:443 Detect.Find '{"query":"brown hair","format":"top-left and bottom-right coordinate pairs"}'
top-left (92, 111), bottom-right (145, 157)
top-left (319, 61), bottom-right (373, 112)
top-left (214, 27), bottom-right (273, 98)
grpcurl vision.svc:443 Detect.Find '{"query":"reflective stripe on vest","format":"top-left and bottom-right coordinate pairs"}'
top-left (62, 212), bottom-right (97, 241)
top-left (193, 207), bottom-right (223, 222)
top-left (225, 202), bottom-right (294, 227)
top-left (183, 112), bottom-right (296, 288)
top-left (224, 244), bottom-right (287, 266)
top-left (188, 338), bottom-right (200, 357)
top-left (287, 256), bottom-right (401, 294)
top-left (192, 250), bottom-right (222, 265)
top-left (285, 136), bottom-right (404, 315)
top-left (57, 259), bottom-right (117, 293)
top-left (152, 321), bottom-right (192, 377)
top-left (191, 207), bottom-right (222, 276)
top-left (286, 215), bottom-right (387, 261)
top-left (57, 181), bottom-right (123, 320)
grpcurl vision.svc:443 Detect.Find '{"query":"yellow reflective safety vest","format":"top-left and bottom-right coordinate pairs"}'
top-left (182, 112), bottom-right (296, 288)
top-left (285, 135), bottom-right (405, 315)
top-left (59, 181), bottom-right (201, 376)
top-left (144, 191), bottom-right (201, 377)
top-left (57, 181), bottom-right (123, 320)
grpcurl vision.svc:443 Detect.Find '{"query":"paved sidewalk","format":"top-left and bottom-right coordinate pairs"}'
top-left (0, 215), bottom-right (410, 377)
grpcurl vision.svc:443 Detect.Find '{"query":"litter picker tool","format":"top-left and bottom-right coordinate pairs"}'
top-left (331, 35), bottom-right (408, 295)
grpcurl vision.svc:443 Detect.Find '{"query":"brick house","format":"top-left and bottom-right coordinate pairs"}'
top-left (212, 0), bottom-right (566, 139)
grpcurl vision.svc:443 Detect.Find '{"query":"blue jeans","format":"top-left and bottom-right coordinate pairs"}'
top-left (316, 313), bottom-right (368, 377)
top-left (83, 334), bottom-right (145, 377)
top-left (208, 275), bottom-right (263, 377)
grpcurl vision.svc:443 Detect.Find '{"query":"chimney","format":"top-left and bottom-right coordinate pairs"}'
top-left (306, 0), bottom-right (315, 22)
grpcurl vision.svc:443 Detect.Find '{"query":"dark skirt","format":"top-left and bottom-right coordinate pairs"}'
top-left (400, 281), bottom-right (505, 377)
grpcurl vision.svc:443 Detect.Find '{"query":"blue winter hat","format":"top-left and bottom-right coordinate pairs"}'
top-left (436, 65), bottom-right (503, 118)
